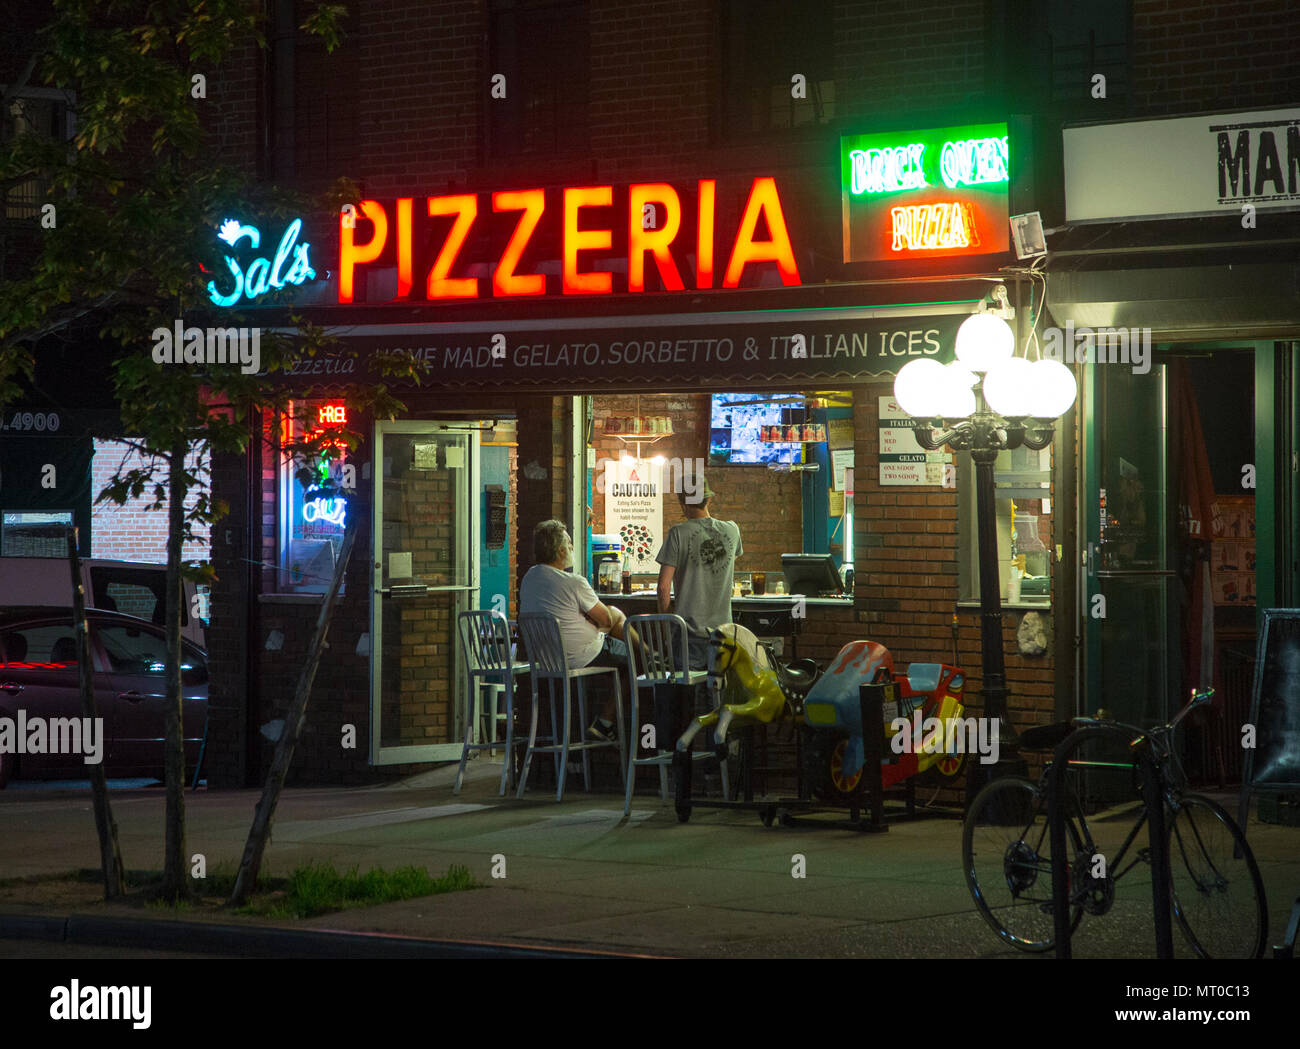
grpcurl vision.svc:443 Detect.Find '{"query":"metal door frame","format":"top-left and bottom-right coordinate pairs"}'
top-left (369, 421), bottom-right (481, 765)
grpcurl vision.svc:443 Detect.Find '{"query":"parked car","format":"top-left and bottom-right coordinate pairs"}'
top-left (0, 557), bottom-right (209, 648)
top-left (0, 607), bottom-right (207, 788)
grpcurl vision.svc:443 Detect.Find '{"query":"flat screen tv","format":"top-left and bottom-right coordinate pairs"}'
top-left (781, 553), bottom-right (844, 596)
top-left (709, 393), bottom-right (804, 465)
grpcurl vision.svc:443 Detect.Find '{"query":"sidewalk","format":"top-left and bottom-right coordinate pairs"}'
top-left (2, 756), bottom-right (1297, 959)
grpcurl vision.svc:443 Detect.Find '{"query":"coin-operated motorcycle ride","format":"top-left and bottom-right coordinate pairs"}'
top-left (801, 641), bottom-right (968, 808)
top-left (671, 623), bottom-right (820, 823)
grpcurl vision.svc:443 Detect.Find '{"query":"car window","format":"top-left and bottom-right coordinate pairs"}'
top-left (0, 624), bottom-right (79, 667)
top-left (95, 622), bottom-right (208, 677)
top-left (95, 623), bottom-right (171, 675)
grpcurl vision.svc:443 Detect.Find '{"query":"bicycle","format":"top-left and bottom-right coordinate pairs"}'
top-left (962, 688), bottom-right (1268, 957)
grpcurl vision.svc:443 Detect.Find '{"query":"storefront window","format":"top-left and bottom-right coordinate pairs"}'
top-left (957, 444), bottom-right (1053, 606)
top-left (279, 400), bottom-right (350, 593)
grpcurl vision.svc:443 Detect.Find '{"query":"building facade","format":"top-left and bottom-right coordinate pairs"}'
top-left (183, 0), bottom-right (1299, 789)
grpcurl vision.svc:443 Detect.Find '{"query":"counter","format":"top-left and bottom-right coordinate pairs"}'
top-left (598, 591), bottom-right (851, 607)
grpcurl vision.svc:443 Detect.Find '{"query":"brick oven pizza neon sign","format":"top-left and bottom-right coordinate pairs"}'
top-left (841, 122), bottom-right (1010, 263)
top-left (336, 177), bottom-right (802, 303)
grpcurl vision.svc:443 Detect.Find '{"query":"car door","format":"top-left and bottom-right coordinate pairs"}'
top-left (91, 618), bottom-right (208, 777)
top-left (0, 620), bottom-right (113, 778)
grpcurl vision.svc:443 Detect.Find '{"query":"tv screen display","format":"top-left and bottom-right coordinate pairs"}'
top-left (709, 394), bottom-right (804, 465)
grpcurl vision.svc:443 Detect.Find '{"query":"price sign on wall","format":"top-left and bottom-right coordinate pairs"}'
top-left (878, 396), bottom-right (951, 486)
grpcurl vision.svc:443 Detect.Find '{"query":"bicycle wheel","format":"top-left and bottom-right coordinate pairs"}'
top-left (962, 776), bottom-right (1084, 952)
top-left (1168, 794), bottom-right (1267, 959)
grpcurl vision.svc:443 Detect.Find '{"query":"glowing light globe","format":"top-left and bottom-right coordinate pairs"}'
top-left (982, 357), bottom-right (1037, 418)
top-left (1029, 358), bottom-right (1079, 418)
top-left (935, 365), bottom-right (977, 418)
top-left (893, 358), bottom-right (947, 418)
top-left (954, 313), bottom-right (1015, 373)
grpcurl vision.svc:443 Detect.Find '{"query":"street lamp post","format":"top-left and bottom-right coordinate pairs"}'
top-left (893, 295), bottom-right (1077, 793)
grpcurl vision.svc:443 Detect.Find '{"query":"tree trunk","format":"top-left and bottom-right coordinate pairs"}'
top-left (160, 440), bottom-right (190, 900)
top-left (66, 528), bottom-right (125, 899)
top-left (230, 516), bottom-right (357, 907)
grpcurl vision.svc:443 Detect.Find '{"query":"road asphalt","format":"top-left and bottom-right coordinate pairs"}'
top-left (2, 756), bottom-right (1297, 960)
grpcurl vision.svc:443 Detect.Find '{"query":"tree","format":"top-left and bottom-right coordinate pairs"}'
top-left (0, 1), bottom-right (414, 901)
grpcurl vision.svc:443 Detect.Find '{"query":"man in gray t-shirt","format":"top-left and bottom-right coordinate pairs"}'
top-left (655, 480), bottom-right (743, 669)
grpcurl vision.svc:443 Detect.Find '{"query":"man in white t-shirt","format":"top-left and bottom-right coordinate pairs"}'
top-left (519, 519), bottom-right (640, 742)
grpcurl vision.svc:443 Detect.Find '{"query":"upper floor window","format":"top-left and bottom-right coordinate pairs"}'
top-left (268, 2), bottom-right (360, 186)
top-left (2, 88), bottom-right (74, 220)
top-left (488, 0), bottom-right (590, 156)
top-left (720, 0), bottom-right (835, 137)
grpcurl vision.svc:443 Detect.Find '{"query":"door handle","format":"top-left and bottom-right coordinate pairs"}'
top-left (0, 682), bottom-right (23, 695)
top-left (118, 690), bottom-right (146, 703)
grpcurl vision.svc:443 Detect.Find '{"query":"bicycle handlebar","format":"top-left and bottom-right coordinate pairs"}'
top-left (1069, 688), bottom-right (1214, 750)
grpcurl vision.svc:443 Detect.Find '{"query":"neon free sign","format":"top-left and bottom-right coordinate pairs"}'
top-left (841, 122), bottom-right (1010, 262)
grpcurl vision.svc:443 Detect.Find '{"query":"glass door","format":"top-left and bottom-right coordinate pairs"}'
top-left (1082, 360), bottom-right (1174, 729)
top-left (371, 422), bottom-right (480, 764)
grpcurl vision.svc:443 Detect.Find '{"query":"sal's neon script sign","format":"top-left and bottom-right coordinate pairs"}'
top-left (337, 177), bottom-right (801, 303)
top-left (207, 218), bottom-right (316, 307)
top-left (841, 122), bottom-right (1010, 263)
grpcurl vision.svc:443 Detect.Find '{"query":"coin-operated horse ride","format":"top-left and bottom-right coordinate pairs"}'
top-left (672, 627), bottom-right (967, 826)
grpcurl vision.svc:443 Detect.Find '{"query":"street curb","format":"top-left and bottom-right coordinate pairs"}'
top-left (0, 912), bottom-right (663, 959)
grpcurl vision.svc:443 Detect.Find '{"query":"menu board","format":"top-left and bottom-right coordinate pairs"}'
top-left (1211, 495), bottom-right (1255, 606)
top-left (878, 396), bottom-right (952, 486)
top-left (604, 458), bottom-right (663, 574)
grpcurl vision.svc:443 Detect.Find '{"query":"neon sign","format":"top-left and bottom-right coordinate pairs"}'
top-left (207, 218), bottom-right (316, 307)
top-left (302, 496), bottom-right (346, 526)
top-left (318, 403), bottom-right (347, 426)
top-left (841, 122), bottom-right (1010, 262)
top-left (939, 137), bottom-right (1009, 189)
top-left (890, 202), bottom-right (980, 251)
top-left (849, 144), bottom-right (927, 194)
top-left (337, 176), bottom-right (801, 303)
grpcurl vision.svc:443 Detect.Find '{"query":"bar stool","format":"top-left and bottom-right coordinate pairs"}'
top-left (515, 613), bottom-right (627, 802)
top-left (454, 610), bottom-right (530, 796)
top-left (623, 613), bottom-right (715, 816)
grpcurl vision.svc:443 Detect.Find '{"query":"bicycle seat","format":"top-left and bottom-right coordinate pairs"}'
top-left (1018, 720), bottom-right (1075, 752)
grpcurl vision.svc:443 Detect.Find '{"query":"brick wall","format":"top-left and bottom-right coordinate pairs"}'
top-left (89, 440), bottom-right (210, 563)
top-left (1131, 0), bottom-right (1300, 115)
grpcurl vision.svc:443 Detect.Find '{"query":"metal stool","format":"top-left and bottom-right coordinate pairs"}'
top-left (515, 613), bottom-right (627, 802)
top-left (454, 610), bottom-right (530, 796)
top-left (622, 613), bottom-right (715, 816)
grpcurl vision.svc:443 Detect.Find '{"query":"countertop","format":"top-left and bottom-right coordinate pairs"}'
top-left (598, 591), bottom-right (851, 606)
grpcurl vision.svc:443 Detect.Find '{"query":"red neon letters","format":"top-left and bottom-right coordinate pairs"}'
top-left (336, 177), bottom-right (800, 303)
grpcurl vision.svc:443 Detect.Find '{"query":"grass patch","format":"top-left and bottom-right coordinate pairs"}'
top-left (7, 861), bottom-right (478, 920)
top-left (253, 862), bottom-right (478, 919)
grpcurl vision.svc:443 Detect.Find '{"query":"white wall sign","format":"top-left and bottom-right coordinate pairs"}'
top-left (878, 396), bottom-right (951, 486)
top-left (1064, 107), bottom-right (1300, 223)
top-left (604, 459), bottom-right (663, 573)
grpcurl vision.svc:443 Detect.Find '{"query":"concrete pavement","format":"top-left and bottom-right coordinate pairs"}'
top-left (2, 755), bottom-right (1297, 959)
